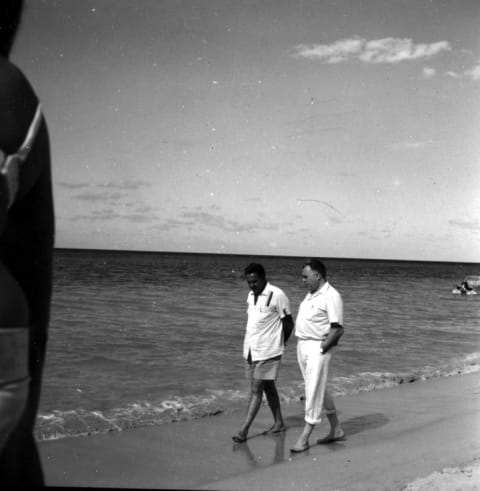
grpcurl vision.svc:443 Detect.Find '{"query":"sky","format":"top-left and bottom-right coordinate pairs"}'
top-left (11, 0), bottom-right (480, 261)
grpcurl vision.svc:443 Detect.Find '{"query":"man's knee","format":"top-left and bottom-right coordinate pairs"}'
top-left (251, 378), bottom-right (265, 395)
top-left (263, 380), bottom-right (277, 392)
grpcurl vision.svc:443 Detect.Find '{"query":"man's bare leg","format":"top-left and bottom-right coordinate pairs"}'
top-left (317, 392), bottom-right (345, 443)
top-left (262, 380), bottom-right (286, 434)
top-left (232, 378), bottom-right (265, 443)
top-left (291, 422), bottom-right (314, 452)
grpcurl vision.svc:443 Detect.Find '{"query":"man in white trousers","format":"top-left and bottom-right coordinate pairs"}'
top-left (291, 258), bottom-right (345, 453)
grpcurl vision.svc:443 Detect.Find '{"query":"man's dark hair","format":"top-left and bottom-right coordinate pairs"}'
top-left (304, 258), bottom-right (327, 279)
top-left (244, 263), bottom-right (266, 279)
top-left (0, 0), bottom-right (24, 58)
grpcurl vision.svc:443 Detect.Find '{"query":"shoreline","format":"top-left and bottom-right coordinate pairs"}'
top-left (35, 359), bottom-right (480, 442)
top-left (40, 370), bottom-right (480, 490)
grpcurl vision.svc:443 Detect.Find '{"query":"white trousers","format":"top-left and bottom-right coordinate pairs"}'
top-left (297, 339), bottom-right (336, 425)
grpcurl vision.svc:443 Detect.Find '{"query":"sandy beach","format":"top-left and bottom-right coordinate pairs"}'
top-left (40, 371), bottom-right (480, 490)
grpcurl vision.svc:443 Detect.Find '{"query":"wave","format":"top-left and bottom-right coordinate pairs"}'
top-left (327, 351), bottom-right (480, 396)
top-left (35, 393), bottom-right (233, 442)
top-left (35, 353), bottom-right (480, 442)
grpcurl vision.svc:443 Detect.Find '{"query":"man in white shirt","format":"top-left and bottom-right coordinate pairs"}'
top-left (232, 263), bottom-right (294, 443)
top-left (291, 259), bottom-right (345, 453)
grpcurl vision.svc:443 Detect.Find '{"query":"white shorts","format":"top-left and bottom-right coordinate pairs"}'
top-left (245, 354), bottom-right (281, 380)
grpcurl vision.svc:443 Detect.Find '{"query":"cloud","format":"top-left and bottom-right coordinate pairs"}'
top-left (181, 211), bottom-right (279, 233)
top-left (60, 180), bottom-right (151, 192)
top-left (291, 37), bottom-right (451, 64)
top-left (389, 140), bottom-right (433, 151)
top-left (292, 37), bottom-right (363, 63)
top-left (445, 61), bottom-right (480, 81)
top-left (446, 70), bottom-right (461, 79)
top-left (135, 205), bottom-right (155, 213)
top-left (361, 39), bottom-right (450, 64)
top-left (70, 211), bottom-right (118, 222)
top-left (58, 182), bottom-right (90, 189)
top-left (74, 191), bottom-right (125, 202)
top-left (70, 180), bottom-right (153, 204)
top-left (97, 180), bottom-right (152, 190)
top-left (422, 67), bottom-right (436, 79)
top-left (328, 216), bottom-right (343, 225)
top-left (155, 218), bottom-right (189, 231)
top-left (156, 209), bottom-right (279, 234)
top-left (69, 206), bottom-right (158, 224)
top-left (448, 218), bottom-right (480, 231)
top-left (464, 62), bottom-right (480, 80)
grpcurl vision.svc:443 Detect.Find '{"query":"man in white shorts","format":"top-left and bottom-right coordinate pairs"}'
top-left (291, 259), bottom-right (345, 452)
top-left (232, 263), bottom-right (294, 443)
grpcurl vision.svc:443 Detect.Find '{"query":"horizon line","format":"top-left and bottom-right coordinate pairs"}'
top-left (52, 246), bottom-right (480, 265)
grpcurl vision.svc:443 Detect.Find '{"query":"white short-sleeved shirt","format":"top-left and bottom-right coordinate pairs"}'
top-left (295, 282), bottom-right (343, 341)
top-left (243, 282), bottom-right (291, 362)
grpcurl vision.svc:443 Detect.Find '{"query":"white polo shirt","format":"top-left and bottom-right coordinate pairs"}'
top-left (295, 282), bottom-right (343, 341)
top-left (243, 282), bottom-right (291, 362)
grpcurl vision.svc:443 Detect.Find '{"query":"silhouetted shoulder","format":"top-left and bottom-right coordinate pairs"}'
top-left (0, 58), bottom-right (38, 154)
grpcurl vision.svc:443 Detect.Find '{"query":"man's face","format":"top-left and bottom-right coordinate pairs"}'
top-left (302, 265), bottom-right (321, 293)
top-left (245, 273), bottom-right (267, 295)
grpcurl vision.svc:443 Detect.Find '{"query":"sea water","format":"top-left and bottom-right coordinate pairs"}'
top-left (36, 250), bottom-right (480, 441)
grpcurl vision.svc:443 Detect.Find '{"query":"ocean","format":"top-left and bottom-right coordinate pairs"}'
top-left (35, 249), bottom-right (480, 441)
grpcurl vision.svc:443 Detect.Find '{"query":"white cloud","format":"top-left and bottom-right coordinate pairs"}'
top-left (75, 191), bottom-right (125, 202)
top-left (422, 67), bottom-right (436, 79)
top-left (292, 37), bottom-right (451, 64)
top-left (448, 218), bottom-right (480, 231)
top-left (390, 140), bottom-right (433, 151)
top-left (446, 70), bottom-right (461, 79)
top-left (58, 182), bottom-right (91, 189)
top-left (444, 61), bottom-right (480, 81)
top-left (158, 210), bottom-right (280, 234)
top-left (464, 62), bottom-right (480, 80)
top-left (292, 38), bottom-right (363, 63)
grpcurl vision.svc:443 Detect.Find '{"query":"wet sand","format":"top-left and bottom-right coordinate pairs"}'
top-left (40, 371), bottom-right (480, 490)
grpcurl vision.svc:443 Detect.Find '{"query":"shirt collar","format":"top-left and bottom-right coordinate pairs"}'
top-left (248, 281), bottom-right (272, 298)
top-left (308, 281), bottom-right (329, 299)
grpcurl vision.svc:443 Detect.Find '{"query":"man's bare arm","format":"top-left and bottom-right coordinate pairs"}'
top-left (321, 323), bottom-right (344, 353)
top-left (282, 312), bottom-right (294, 345)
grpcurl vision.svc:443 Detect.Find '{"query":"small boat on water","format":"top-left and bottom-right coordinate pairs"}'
top-left (452, 275), bottom-right (479, 295)
top-left (464, 275), bottom-right (480, 287)
top-left (452, 288), bottom-right (477, 295)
